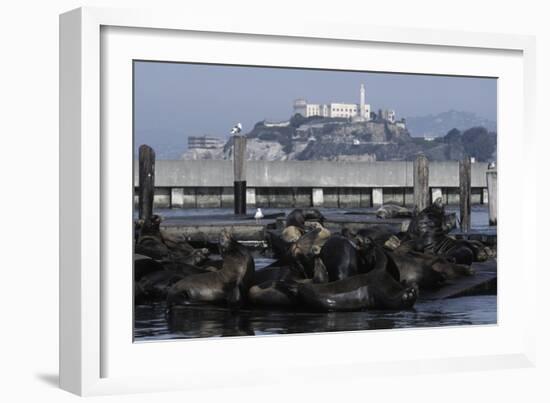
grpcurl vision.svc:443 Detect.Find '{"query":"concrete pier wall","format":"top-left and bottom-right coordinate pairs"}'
top-left (132, 160), bottom-right (493, 209)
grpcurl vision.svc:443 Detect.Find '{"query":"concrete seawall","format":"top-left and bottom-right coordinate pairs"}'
top-left (133, 160), bottom-right (493, 209)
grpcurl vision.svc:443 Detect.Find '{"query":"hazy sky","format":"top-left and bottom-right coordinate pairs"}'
top-left (134, 61), bottom-right (496, 152)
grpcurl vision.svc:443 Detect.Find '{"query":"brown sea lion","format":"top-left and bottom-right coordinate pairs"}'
top-left (249, 256), bottom-right (328, 307)
top-left (167, 229), bottom-right (255, 307)
top-left (268, 227), bottom-right (322, 279)
top-left (134, 253), bottom-right (164, 281)
top-left (305, 221), bottom-right (331, 250)
top-left (299, 247), bottom-right (417, 312)
top-left (285, 208), bottom-right (325, 229)
top-left (319, 235), bottom-right (376, 282)
top-left (281, 225), bottom-right (304, 242)
top-left (376, 204), bottom-right (413, 219)
top-left (134, 215), bottom-right (170, 259)
top-left (135, 215), bottom-right (210, 264)
top-left (405, 198), bottom-right (481, 265)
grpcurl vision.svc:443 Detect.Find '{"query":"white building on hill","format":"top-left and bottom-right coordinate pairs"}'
top-left (293, 84), bottom-right (371, 120)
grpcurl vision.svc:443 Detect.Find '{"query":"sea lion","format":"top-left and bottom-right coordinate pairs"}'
top-left (376, 204), bottom-right (413, 219)
top-left (319, 235), bottom-right (375, 282)
top-left (136, 269), bottom-right (187, 303)
top-left (134, 215), bottom-right (170, 259)
top-left (404, 198), bottom-right (478, 264)
top-left (299, 247), bottom-right (417, 312)
top-left (465, 239), bottom-right (495, 261)
top-left (135, 215), bottom-right (210, 264)
top-left (387, 251), bottom-right (447, 290)
top-left (249, 257), bottom-right (328, 307)
top-left (253, 265), bottom-right (292, 285)
top-left (268, 227), bottom-right (322, 278)
top-left (285, 208), bottom-right (325, 229)
top-left (407, 198), bottom-right (455, 243)
top-left (167, 229), bottom-right (255, 307)
top-left (168, 248), bottom-right (210, 267)
top-left (160, 230), bottom-right (196, 255)
top-left (305, 221), bottom-right (331, 250)
top-left (343, 225), bottom-right (400, 248)
top-left (249, 280), bottom-right (299, 307)
top-left (281, 225), bottom-right (304, 242)
top-left (136, 262), bottom-right (220, 303)
top-left (134, 253), bottom-right (164, 281)
top-left (163, 261), bottom-right (220, 277)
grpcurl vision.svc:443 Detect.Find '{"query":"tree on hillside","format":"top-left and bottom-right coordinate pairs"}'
top-left (443, 128), bottom-right (462, 143)
top-left (462, 126), bottom-right (496, 161)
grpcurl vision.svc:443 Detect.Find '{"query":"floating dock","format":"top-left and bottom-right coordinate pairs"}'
top-left (162, 212), bottom-right (415, 242)
top-left (160, 211), bottom-right (496, 244)
top-left (160, 212), bottom-right (497, 299)
top-left (420, 259), bottom-right (497, 300)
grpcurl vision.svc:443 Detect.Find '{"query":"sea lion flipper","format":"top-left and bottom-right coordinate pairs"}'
top-left (312, 257), bottom-right (329, 283)
top-left (383, 251), bottom-right (401, 282)
top-left (371, 247), bottom-right (400, 282)
top-left (224, 281), bottom-right (242, 308)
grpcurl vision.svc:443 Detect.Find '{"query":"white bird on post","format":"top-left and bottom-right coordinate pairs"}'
top-left (254, 208), bottom-right (264, 223)
top-left (230, 122), bottom-right (242, 135)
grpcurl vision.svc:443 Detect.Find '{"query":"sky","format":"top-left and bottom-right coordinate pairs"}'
top-left (134, 61), bottom-right (497, 154)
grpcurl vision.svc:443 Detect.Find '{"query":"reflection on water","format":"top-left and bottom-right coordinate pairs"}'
top-left (134, 295), bottom-right (497, 341)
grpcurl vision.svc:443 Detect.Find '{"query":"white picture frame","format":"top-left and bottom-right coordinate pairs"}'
top-left (60, 6), bottom-right (537, 396)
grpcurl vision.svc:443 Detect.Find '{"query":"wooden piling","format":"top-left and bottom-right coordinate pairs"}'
top-left (487, 169), bottom-right (497, 226)
top-left (459, 156), bottom-right (471, 232)
top-left (413, 154), bottom-right (429, 212)
top-left (138, 144), bottom-right (155, 221)
top-left (233, 135), bottom-right (247, 215)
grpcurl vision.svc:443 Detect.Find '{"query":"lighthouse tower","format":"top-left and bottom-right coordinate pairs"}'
top-left (359, 83), bottom-right (366, 119)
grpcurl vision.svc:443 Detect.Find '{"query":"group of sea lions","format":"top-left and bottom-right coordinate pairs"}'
top-left (134, 199), bottom-right (494, 313)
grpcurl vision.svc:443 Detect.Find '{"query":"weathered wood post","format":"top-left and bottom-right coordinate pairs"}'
top-left (487, 167), bottom-right (497, 226)
top-left (414, 154), bottom-right (430, 212)
top-left (459, 156), bottom-right (472, 232)
top-left (233, 135), bottom-right (247, 215)
top-left (138, 144), bottom-right (155, 221)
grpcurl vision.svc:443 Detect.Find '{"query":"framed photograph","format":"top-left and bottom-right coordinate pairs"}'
top-left (60, 7), bottom-right (536, 396)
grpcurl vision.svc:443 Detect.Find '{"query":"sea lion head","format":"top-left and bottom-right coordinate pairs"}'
top-left (187, 248), bottom-right (209, 266)
top-left (137, 214), bottom-right (164, 237)
top-left (433, 197), bottom-right (444, 209)
top-left (219, 229), bottom-right (234, 254)
top-left (305, 221), bottom-right (322, 230)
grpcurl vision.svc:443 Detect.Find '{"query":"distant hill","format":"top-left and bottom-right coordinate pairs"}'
top-left (220, 114), bottom-right (412, 162)
top-left (183, 114), bottom-right (497, 162)
top-left (405, 110), bottom-right (496, 138)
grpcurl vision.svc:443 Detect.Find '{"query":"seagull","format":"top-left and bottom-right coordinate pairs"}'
top-left (254, 208), bottom-right (264, 223)
top-left (230, 123), bottom-right (243, 135)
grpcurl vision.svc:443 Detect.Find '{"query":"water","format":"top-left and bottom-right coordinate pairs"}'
top-left (134, 295), bottom-right (497, 341)
top-left (134, 205), bottom-right (496, 341)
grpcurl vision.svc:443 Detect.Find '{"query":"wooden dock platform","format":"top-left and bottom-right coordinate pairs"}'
top-left (161, 212), bottom-right (496, 246)
top-left (161, 214), bottom-right (279, 242)
top-left (275, 213), bottom-right (412, 232)
top-left (161, 213), bottom-right (412, 242)
top-left (419, 259), bottom-right (497, 300)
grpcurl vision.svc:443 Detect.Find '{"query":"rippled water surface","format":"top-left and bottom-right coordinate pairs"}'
top-left (134, 295), bottom-right (496, 341)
